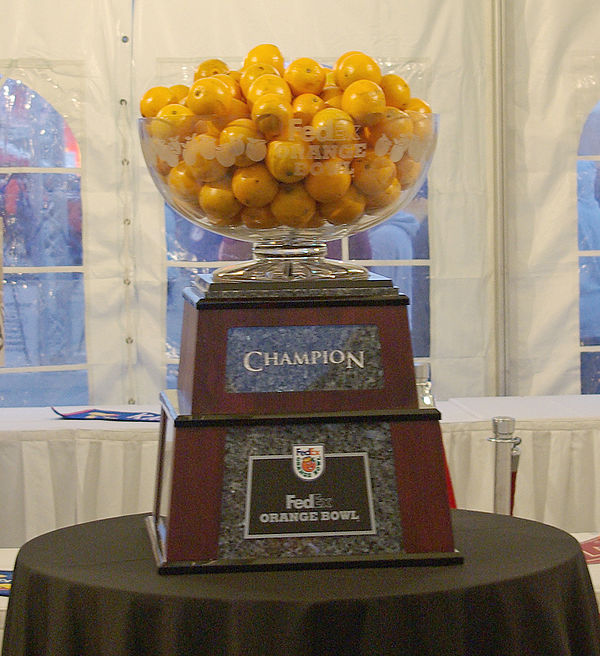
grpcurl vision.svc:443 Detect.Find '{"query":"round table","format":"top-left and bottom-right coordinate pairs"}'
top-left (3, 510), bottom-right (600, 655)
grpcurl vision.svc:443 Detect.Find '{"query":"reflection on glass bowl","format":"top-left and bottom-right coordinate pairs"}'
top-left (138, 110), bottom-right (436, 282)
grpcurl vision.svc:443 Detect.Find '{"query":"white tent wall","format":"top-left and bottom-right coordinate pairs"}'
top-left (503, 0), bottom-right (599, 395)
top-left (0, 0), bottom-right (598, 403)
top-left (1, 0), bottom-right (143, 403)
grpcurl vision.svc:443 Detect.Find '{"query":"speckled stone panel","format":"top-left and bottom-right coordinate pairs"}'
top-left (218, 421), bottom-right (404, 560)
top-left (225, 324), bottom-right (384, 393)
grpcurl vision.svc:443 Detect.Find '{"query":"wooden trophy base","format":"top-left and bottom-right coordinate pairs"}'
top-left (177, 274), bottom-right (420, 416)
top-left (148, 274), bottom-right (460, 572)
top-left (148, 391), bottom-right (462, 573)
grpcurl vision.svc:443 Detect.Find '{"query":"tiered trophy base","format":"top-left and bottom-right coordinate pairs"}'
top-left (147, 392), bottom-right (462, 574)
top-left (148, 273), bottom-right (461, 573)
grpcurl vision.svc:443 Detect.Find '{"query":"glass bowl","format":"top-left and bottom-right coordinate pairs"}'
top-left (138, 104), bottom-right (436, 282)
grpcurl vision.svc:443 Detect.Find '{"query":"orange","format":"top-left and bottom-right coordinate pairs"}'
top-left (318, 185), bottom-right (366, 225)
top-left (167, 161), bottom-right (200, 201)
top-left (336, 141), bottom-right (366, 161)
top-left (140, 86), bottom-right (176, 117)
top-left (305, 212), bottom-right (326, 228)
top-left (324, 69), bottom-right (337, 87)
top-left (231, 100), bottom-right (253, 119)
top-left (407, 111), bottom-right (435, 161)
top-left (364, 107), bottom-right (414, 158)
top-left (199, 178), bottom-right (243, 224)
top-left (320, 84), bottom-right (343, 102)
top-left (265, 139), bottom-right (312, 183)
top-left (213, 73), bottom-right (243, 100)
top-left (332, 51), bottom-right (361, 76)
top-left (325, 95), bottom-right (343, 110)
top-left (270, 183), bottom-right (317, 227)
top-left (168, 84), bottom-right (190, 104)
top-left (186, 77), bottom-right (234, 117)
top-left (182, 134), bottom-right (228, 182)
top-left (243, 44), bottom-right (285, 76)
top-left (284, 57), bottom-right (326, 96)
top-left (380, 74), bottom-right (411, 109)
top-left (321, 70), bottom-right (341, 105)
top-left (213, 143), bottom-right (241, 168)
top-left (320, 85), bottom-right (344, 109)
top-left (191, 118), bottom-right (221, 138)
top-left (219, 118), bottom-right (265, 167)
top-left (395, 154), bottom-right (422, 189)
top-left (245, 137), bottom-right (269, 163)
top-left (246, 74), bottom-right (292, 107)
top-left (232, 163), bottom-right (279, 207)
top-left (239, 62), bottom-right (281, 99)
top-left (209, 97), bottom-right (251, 131)
top-left (292, 93), bottom-right (326, 126)
top-left (228, 69), bottom-right (242, 83)
top-left (304, 157), bottom-right (352, 203)
top-left (341, 79), bottom-right (386, 126)
top-left (149, 104), bottom-right (195, 139)
top-left (404, 97), bottom-right (432, 113)
top-left (409, 111), bottom-right (435, 140)
top-left (154, 156), bottom-right (172, 177)
top-left (310, 107), bottom-right (356, 145)
top-left (365, 177), bottom-right (401, 210)
top-left (194, 58), bottom-right (229, 80)
top-left (183, 132), bottom-right (217, 164)
top-left (334, 52), bottom-right (381, 89)
top-left (352, 151), bottom-right (396, 196)
top-left (241, 205), bottom-right (279, 229)
top-left (251, 94), bottom-right (293, 140)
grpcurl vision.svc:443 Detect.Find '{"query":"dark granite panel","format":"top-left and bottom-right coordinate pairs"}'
top-left (225, 324), bottom-right (384, 393)
top-left (218, 421), bottom-right (404, 559)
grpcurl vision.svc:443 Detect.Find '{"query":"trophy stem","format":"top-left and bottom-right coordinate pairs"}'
top-left (211, 241), bottom-right (369, 282)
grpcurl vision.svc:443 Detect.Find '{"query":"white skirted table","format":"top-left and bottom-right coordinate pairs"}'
top-left (1, 396), bottom-right (600, 548)
top-left (0, 406), bottom-right (159, 548)
top-left (441, 395), bottom-right (600, 532)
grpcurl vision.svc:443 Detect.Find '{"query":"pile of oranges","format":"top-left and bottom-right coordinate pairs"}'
top-left (139, 44), bottom-right (434, 231)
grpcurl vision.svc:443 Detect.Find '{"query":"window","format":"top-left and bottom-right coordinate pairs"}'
top-left (0, 76), bottom-right (86, 406)
top-left (578, 100), bottom-right (600, 393)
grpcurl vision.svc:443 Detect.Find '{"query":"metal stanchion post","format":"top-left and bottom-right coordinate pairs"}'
top-left (488, 416), bottom-right (521, 515)
top-left (414, 362), bottom-right (435, 409)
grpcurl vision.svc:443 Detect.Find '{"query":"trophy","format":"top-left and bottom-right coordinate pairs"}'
top-left (139, 47), bottom-right (460, 572)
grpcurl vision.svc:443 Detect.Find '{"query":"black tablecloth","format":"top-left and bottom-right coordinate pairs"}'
top-left (3, 510), bottom-right (600, 656)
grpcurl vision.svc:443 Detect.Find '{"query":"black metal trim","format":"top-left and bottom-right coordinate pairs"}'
top-left (182, 285), bottom-right (410, 310)
top-left (160, 391), bottom-right (441, 427)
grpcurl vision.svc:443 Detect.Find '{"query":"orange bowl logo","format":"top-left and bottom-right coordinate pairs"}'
top-left (293, 444), bottom-right (325, 480)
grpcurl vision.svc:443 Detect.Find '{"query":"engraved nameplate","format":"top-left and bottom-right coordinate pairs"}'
top-left (225, 324), bottom-right (384, 393)
top-left (244, 450), bottom-right (376, 539)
